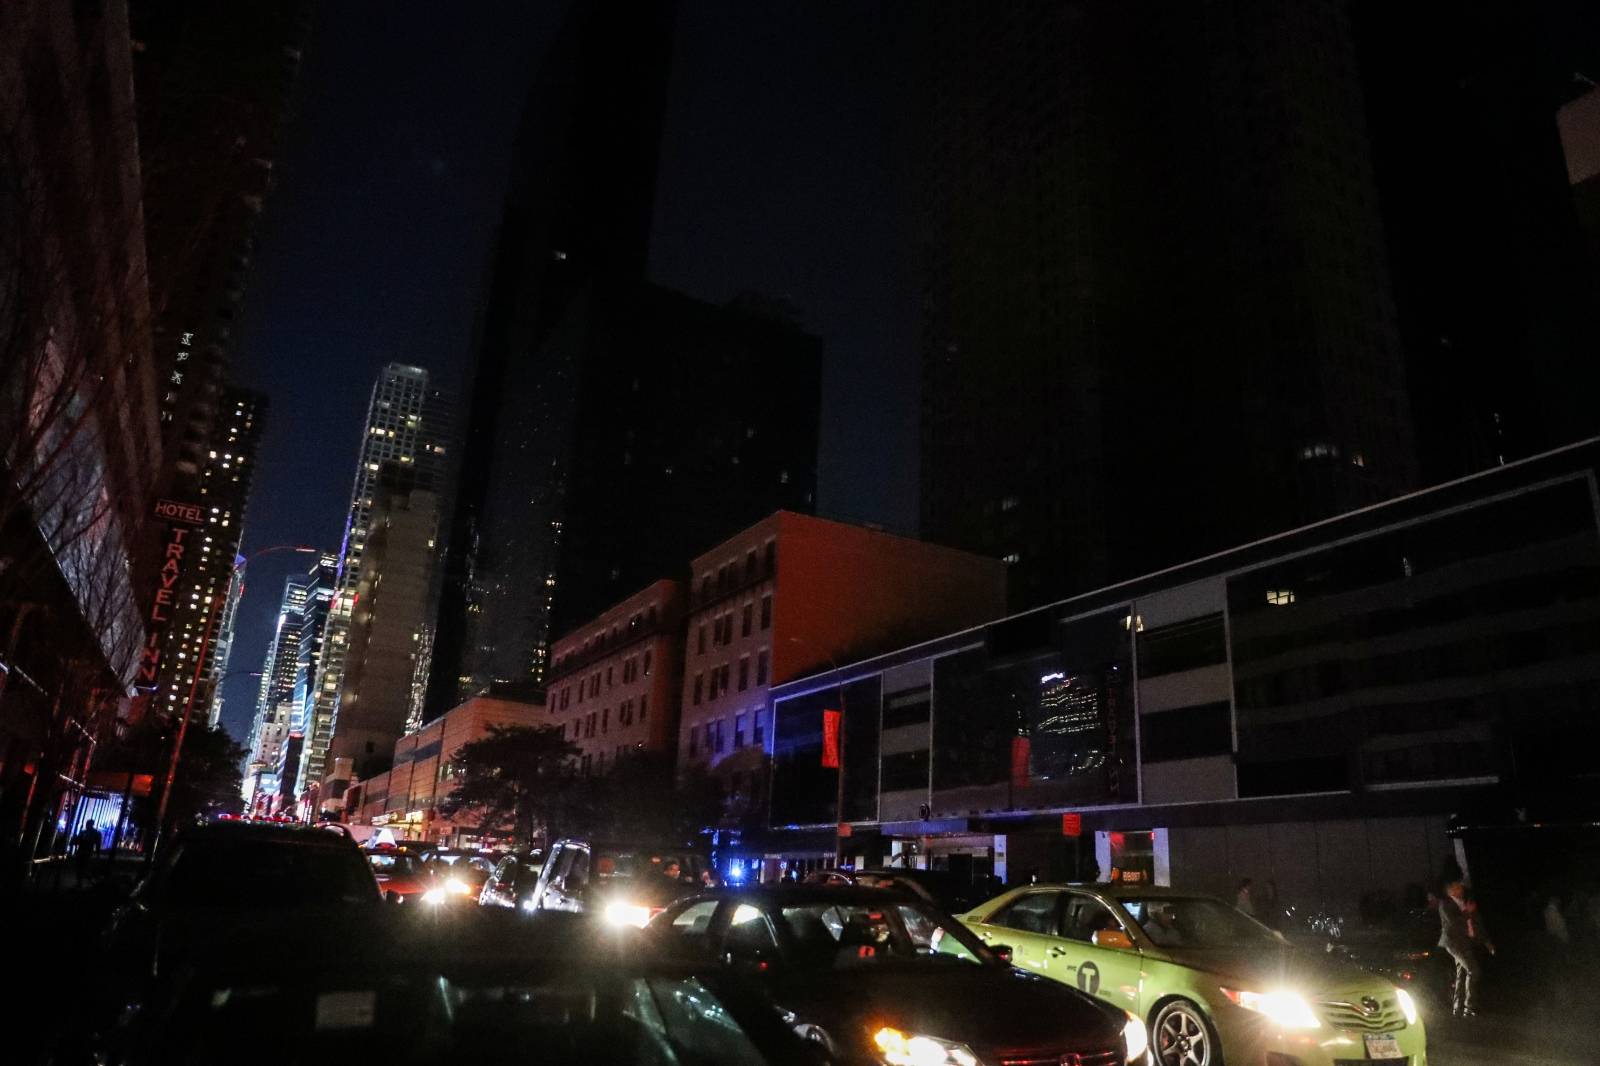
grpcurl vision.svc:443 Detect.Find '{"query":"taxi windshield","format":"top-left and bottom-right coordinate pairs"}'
top-left (1121, 896), bottom-right (1279, 949)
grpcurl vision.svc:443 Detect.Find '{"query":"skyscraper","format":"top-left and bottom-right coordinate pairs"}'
top-left (917, 1), bottom-right (1418, 609)
top-left (145, 387), bottom-right (266, 725)
top-left (274, 551), bottom-right (336, 807)
top-left (426, 0), bottom-right (678, 710)
top-left (130, 0), bottom-right (309, 491)
top-left (551, 287), bottom-right (823, 637)
top-left (242, 569), bottom-right (312, 807)
top-left (298, 363), bottom-right (449, 805)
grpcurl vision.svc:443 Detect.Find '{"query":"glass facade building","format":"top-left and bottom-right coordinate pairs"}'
top-left (767, 440), bottom-right (1600, 909)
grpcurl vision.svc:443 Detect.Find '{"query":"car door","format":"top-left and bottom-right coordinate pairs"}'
top-left (971, 889), bottom-right (1063, 973)
top-left (1053, 890), bottom-right (1143, 1013)
top-left (544, 845), bottom-right (591, 912)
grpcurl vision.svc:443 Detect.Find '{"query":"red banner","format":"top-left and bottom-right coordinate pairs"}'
top-left (1061, 813), bottom-right (1083, 837)
top-left (1010, 735), bottom-right (1031, 789)
top-left (821, 708), bottom-right (841, 768)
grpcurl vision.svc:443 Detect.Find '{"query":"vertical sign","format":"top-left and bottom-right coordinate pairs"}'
top-left (1061, 812), bottom-right (1083, 837)
top-left (1010, 735), bottom-right (1031, 790)
top-left (137, 500), bottom-right (206, 696)
top-left (820, 708), bottom-right (841, 768)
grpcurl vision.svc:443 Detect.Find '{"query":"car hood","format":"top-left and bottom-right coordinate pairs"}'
top-left (789, 962), bottom-right (1124, 1057)
top-left (1151, 942), bottom-right (1385, 997)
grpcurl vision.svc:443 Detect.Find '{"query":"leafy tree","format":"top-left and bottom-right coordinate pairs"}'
top-left (438, 725), bottom-right (584, 844)
top-left (590, 750), bottom-right (724, 842)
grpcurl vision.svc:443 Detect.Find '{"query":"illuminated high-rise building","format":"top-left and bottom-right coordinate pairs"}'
top-left (242, 570), bottom-right (310, 807)
top-left (145, 387), bottom-right (265, 727)
top-left (298, 364), bottom-right (450, 805)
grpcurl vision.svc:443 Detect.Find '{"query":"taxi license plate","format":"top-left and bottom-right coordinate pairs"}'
top-left (1363, 1033), bottom-right (1402, 1059)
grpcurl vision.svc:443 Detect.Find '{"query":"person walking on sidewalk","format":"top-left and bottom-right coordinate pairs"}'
top-left (1440, 878), bottom-right (1490, 1016)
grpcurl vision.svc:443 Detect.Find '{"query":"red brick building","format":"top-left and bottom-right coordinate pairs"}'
top-left (547, 579), bottom-right (685, 774)
top-left (678, 511), bottom-right (1007, 813)
top-left (348, 694), bottom-right (542, 846)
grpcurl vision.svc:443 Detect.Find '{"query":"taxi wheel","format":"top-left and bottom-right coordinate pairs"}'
top-left (1150, 999), bottom-right (1221, 1066)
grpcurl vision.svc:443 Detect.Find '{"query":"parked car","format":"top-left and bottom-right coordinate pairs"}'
top-left (648, 883), bottom-right (1146, 1066)
top-left (960, 883), bottom-right (1425, 1066)
top-left (528, 839), bottom-right (708, 924)
top-left (478, 849), bottom-right (545, 910)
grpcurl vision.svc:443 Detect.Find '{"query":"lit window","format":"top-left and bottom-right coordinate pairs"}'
top-left (1266, 589), bottom-right (1295, 606)
top-left (1003, 553), bottom-right (1021, 565)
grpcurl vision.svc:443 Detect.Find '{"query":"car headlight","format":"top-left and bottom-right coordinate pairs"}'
top-left (872, 1027), bottom-right (978, 1066)
top-left (1122, 1011), bottom-right (1148, 1063)
top-left (520, 895), bottom-right (538, 911)
top-left (1395, 987), bottom-right (1418, 1026)
top-left (421, 888), bottom-right (445, 905)
top-left (603, 901), bottom-right (654, 928)
top-left (1220, 988), bottom-right (1321, 1029)
top-left (445, 877), bottom-right (472, 896)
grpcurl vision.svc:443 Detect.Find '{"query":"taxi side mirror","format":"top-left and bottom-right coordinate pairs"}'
top-left (1091, 929), bottom-right (1134, 951)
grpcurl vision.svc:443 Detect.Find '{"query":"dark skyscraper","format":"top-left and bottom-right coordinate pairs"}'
top-left (1356, 0), bottom-right (1600, 483)
top-left (427, 0), bottom-right (678, 712)
top-left (918, 1), bottom-right (1418, 609)
top-left (129, 0), bottom-right (308, 494)
top-left (552, 286), bottom-right (822, 636)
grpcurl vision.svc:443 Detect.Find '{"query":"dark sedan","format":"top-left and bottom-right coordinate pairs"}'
top-left (648, 885), bottom-right (1148, 1066)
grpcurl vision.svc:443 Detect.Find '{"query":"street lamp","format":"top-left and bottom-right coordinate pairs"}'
top-left (148, 544), bottom-right (316, 857)
top-left (787, 636), bottom-right (850, 867)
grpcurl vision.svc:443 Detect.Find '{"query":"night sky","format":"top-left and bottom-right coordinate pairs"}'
top-left (220, 3), bottom-right (919, 741)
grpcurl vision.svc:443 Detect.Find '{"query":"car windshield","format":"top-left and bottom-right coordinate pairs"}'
top-left (163, 840), bottom-right (377, 906)
top-left (773, 901), bottom-right (990, 966)
top-left (598, 850), bottom-right (706, 883)
top-left (367, 852), bottom-right (423, 875)
top-left (1121, 896), bottom-right (1280, 949)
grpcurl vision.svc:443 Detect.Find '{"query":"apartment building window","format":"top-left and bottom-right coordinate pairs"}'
top-left (602, 707), bottom-right (609, 733)
top-left (715, 719), bottom-right (726, 754)
top-left (742, 602), bottom-right (753, 637)
top-left (745, 549), bottom-right (757, 581)
top-left (643, 649), bottom-right (652, 675)
top-left (763, 540), bottom-right (776, 574)
top-left (587, 712), bottom-right (596, 738)
top-left (698, 624), bottom-right (707, 654)
top-left (693, 673), bottom-right (703, 705)
top-left (735, 713), bottom-right (747, 748)
top-left (701, 575), bottom-right (712, 601)
top-left (719, 663), bottom-right (731, 695)
top-left (606, 665), bottom-right (613, 688)
top-left (577, 683), bottom-right (584, 705)
top-left (738, 656), bottom-right (750, 692)
top-left (756, 648), bottom-right (769, 686)
top-left (639, 694), bottom-right (648, 720)
top-left (752, 710), bottom-right (764, 747)
top-left (760, 594), bottom-right (772, 629)
top-left (689, 727), bottom-right (699, 757)
top-left (620, 700), bottom-right (630, 725)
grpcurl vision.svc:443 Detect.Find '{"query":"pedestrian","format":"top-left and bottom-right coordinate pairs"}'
top-left (71, 819), bottom-right (100, 886)
top-left (1235, 878), bottom-right (1256, 917)
top-left (700, 867), bottom-right (720, 889)
top-left (1439, 879), bottom-right (1490, 1017)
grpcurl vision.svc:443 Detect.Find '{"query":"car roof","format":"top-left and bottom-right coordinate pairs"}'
top-left (681, 883), bottom-right (925, 907)
top-left (1028, 883), bottom-right (1214, 900)
top-left (176, 822), bottom-right (362, 849)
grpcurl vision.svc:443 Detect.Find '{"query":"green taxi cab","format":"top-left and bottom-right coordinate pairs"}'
top-left (954, 884), bottom-right (1426, 1066)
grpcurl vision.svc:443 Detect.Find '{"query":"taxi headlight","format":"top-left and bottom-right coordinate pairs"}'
top-left (1122, 1011), bottom-right (1148, 1063)
top-left (1395, 987), bottom-right (1419, 1026)
top-left (1220, 988), bottom-right (1321, 1029)
top-left (445, 877), bottom-right (472, 896)
top-left (603, 901), bottom-right (654, 928)
top-left (421, 888), bottom-right (446, 905)
top-left (872, 1026), bottom-right (978, 1066)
